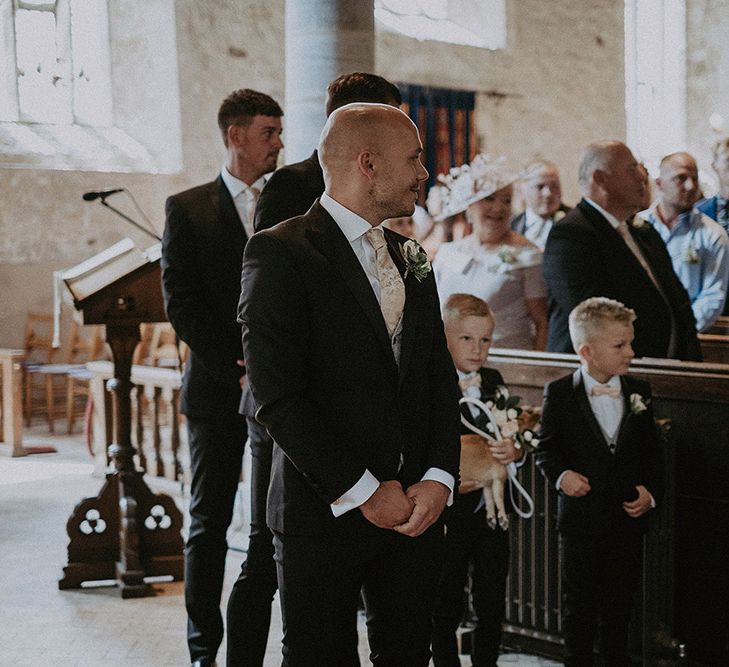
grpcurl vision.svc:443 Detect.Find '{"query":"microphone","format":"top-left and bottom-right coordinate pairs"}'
top-left (82, 188), bottom-right (124, 201)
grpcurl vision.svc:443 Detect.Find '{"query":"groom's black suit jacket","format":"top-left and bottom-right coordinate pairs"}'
top-left (239, 201), bottom-right (461, 536)
top-left (543, 199), bottom-right (701, 360)
top-left (536, 371), bottom-right (664, 538)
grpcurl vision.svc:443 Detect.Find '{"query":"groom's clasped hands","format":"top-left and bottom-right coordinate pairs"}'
top-left (360, 479), bottom-right (450, 537)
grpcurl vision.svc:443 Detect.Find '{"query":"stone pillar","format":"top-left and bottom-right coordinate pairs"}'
top-left (284, 0), bottom-right (375, 163)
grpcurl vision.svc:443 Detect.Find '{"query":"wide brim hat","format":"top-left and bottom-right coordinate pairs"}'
top-left (426, 153), bottom-right (519, 222)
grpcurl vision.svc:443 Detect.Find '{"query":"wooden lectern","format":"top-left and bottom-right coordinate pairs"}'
top-left (57, 239), bottom-right (184, 598)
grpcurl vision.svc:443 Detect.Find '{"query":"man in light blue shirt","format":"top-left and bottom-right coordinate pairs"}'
top-left (640, 152), bottom-right (729, 332)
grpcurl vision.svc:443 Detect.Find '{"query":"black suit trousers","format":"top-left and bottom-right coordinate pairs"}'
top-left (185, 415), bottom-right (247, 661)
top-left (431, 504), bottom-right (510, 667)
top-left (273, 519), bottom-right (445, 667)
top-left (560, 533), bottom-right (642, 667)
top-left (225, 416), bottom-right (278, 667)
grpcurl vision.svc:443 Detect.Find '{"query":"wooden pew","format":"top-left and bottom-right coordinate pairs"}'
top-left (703, 315), bottom-right (729, 336)
top-left (698, 332), bottom-right (729, 364)
top-left (484, 348), bottom-right (729, 666)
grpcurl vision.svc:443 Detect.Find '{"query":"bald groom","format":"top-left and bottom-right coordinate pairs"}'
top-left (238, 104), bottom-right (460, 666)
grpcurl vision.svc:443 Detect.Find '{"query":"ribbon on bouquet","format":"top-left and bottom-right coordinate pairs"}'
top-left (458, 395), bottom-right (535, 520)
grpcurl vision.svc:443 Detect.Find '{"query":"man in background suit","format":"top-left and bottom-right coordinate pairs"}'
top-left (239, 103), bottom-right (461, 666)
top-left (510, 159), bottom-right (570, 249)
top-left (543, 140), bottom-right (701, 361)
top-left (161, 89), bottom-right (283, 667)
top-left (253, 72), bottom-right (402, 233)
top-left (226, 73), bottom-right (403, 665)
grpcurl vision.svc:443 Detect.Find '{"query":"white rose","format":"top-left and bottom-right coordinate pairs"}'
top-left (501, 421), bottom-right (518, 437)
top-left (507, 408), bottom-right (518, 420)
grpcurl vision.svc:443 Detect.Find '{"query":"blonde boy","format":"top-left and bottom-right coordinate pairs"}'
top-left (432, 293), bottom-right (522, 667)
top-left (536, 297), bottom-right (664, 666)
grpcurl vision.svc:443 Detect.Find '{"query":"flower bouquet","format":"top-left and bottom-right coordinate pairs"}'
top-left (468, 385), bottom-right (540, 453)
top-left (459, 386), bottom-right (539, 527)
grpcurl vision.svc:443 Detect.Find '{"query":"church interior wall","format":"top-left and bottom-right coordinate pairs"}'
top-left (0, 0), bottom-right (723, 347)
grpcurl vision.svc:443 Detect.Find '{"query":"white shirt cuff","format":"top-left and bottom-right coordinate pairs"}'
top-left (555, 470), bottom-right (568, 492)
top-left (330, 469), bottom-right (379, 517)
top-left (422, 467), bottom-right (455, 506)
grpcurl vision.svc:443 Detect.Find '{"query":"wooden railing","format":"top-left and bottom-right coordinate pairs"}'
top-left (0, 349), bottom-right (25, 457)
top-left (86, 361), bottom-right (185, 482)
top-left (486, 348), bottom-right (729, 666)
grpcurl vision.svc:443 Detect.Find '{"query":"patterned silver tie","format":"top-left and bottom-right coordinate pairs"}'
top-left (366, 227), bottom-right (405, 336)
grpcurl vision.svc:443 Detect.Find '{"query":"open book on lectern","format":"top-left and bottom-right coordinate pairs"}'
top-left (53, 238), bottom-right (165, 345)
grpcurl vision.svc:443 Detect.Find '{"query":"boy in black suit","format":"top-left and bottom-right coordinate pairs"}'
top-left (536, 297), bottom-right (664, 666)
top-left (432, 293), bottom-right (525, 667)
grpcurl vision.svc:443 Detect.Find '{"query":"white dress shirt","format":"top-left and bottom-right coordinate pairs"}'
top-left (581, 368), bottom-right (624, 441)
top-left (457, 369), bottom-right (482, 419)
top-left (320, 192), bottom-right (455, 516)
top-left (555, 368), bottom-right (623, 492)
top-left (523, 209), bottom-right (554, 249)
top-left (642, 205), bottom-right (729, 331)
top-left (220, 165), bottom-right (265, 238)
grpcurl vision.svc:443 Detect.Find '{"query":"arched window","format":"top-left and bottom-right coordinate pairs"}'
top-left (1, 0), bottom-right (112, 125)
top-left (0, 0), bottom-right (182, 173)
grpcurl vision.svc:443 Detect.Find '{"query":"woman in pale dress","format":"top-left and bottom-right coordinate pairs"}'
top-left (428, 154), bottom-right (548, 350)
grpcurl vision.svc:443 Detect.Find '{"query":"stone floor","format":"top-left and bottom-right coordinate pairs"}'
top-left (0, 425), bottom-right (560, 666)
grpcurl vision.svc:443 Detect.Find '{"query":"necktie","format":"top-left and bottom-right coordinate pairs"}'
top-left (366, 227), bottom-right (405, 336)
top-left (246, 186), bottom-right (260, 236)
top-left (591, 384), bottom-right (621, 398)
top-left (459, 374), bottom-right (482, 392)
top-left (617, 220), bottom-right (678, 356)
top-left (616, 221), bottom-right (661, 290)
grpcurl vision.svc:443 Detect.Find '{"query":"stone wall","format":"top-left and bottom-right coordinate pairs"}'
top-left (377, 0), bottom-right (626, 205)
top-left (0, 0), bottom-right (722, 347)
top-left (0, 0), bottom-right (284, 346)
top-left (686, 0), bottom-right (729, 183)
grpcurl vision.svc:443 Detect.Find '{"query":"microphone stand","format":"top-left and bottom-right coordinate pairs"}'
top-left (99, 197), bottom-right (161, 241)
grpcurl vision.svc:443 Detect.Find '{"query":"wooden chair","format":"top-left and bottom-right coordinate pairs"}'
top-left (23, 312), bottom-right (105, 433)
top-left (64, 322), bottom-right (106, 434)
top-left (134, 323), bottom-right (186, 368)
top-left (22, 312), bottom-right (60, 430)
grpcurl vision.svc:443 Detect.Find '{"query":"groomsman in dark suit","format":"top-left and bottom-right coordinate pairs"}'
top-left (161, 88), bottom-right (283, 667)
top-left (226, 73), bottom-right (403, 666)
top-left (239, 103), bottom-right (461, 666)
top-left (510, 159), bottom-right (570, 249)
top-left (543, 140), bottom-right (701, 360)
top-left (254, 72), bottom-right (402, 233)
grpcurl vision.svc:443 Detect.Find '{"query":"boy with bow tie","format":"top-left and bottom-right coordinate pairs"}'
top-left (431, 293), bottom-right (524, 667)
top-left (536, 297), bottom-right (665, 666)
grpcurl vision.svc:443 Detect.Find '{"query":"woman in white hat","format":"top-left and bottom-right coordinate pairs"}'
top-left (428, 154), bottom-right (548, 350)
